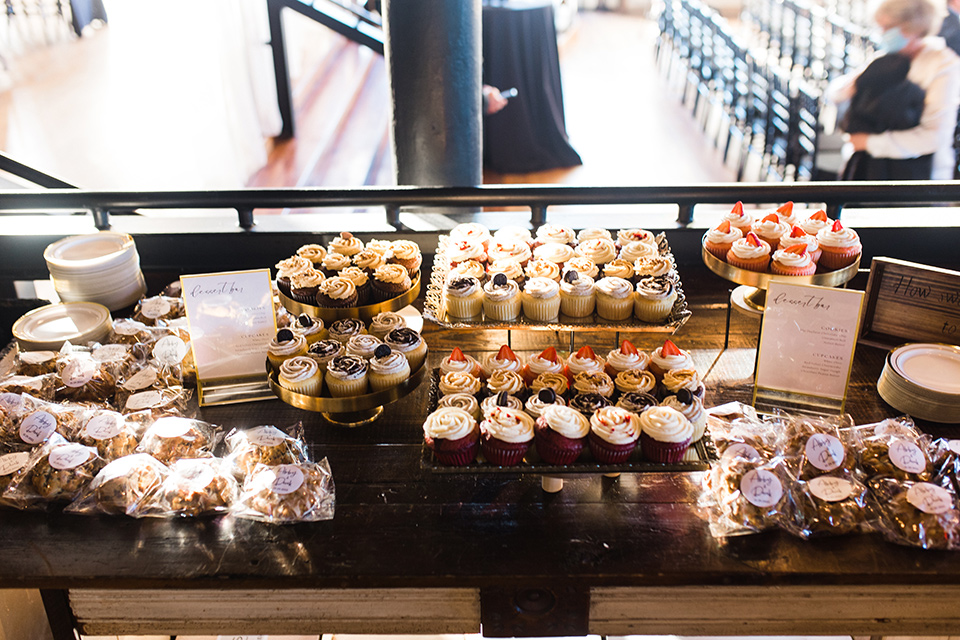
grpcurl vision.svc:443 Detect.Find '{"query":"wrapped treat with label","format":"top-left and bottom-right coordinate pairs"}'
top-left (2, 434), bottom-right (104, 508)
top-left (0, 450), bottom-right (31, 503)
top-left (234, 459), bottom-right (335, 524)
top-left (0, 373), bottom-right (56, 402)
top-left (856, 417), bottom-right (933, 484)
top-left (14, 350), bottom-right (59, 377)
top-left (223, 423), bottom-right (310, 479)
top-left (931, 438), bottom-right (960, 496)
top-left (132, 295), bottom-right (184, 326)
top-left (54, 352), bottom-right (117, 406)
top-left (870, 478), bottom-right (960, 550)
top-left (65, 453), bottom-right (170, 516)
top-left (784, 473), bottom-right (871, 539)
top-left (115, 356), bottom-right (184, 412)
top-left (77, 409), bottom-right (144, 461)
top-left (701, 453), bottom-right (790, 537)
top-left (124, 387), bottom-right (192, 421)
top-left (8, 394), bottom-right (86, 450)
top-left (136, 416), bottom-right (219, 465)
top-left (148, 328), bottom-right (193, 385)
top-left (778, 413), bottom-right (859, 482)
top-left (108, 318), bottom-right (157, 346)
top-left (140, 457), bottom-right (238, 517)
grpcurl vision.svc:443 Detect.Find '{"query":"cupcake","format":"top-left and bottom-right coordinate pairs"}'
top-left (770, 245), bottom-right (817, 276)
top-left (289, 269), bottom-right (326, 304)
top-left (614, 369), bottom-right (657, 395)
top-left (633, 255), bottom-right (676, 279)
top-left (577, 228), bottom-right (612, 243)
top-left (649, 339), bottom-right (694, 380)
top-left (481, 391), bottom-right (525, 415)
top-left (774, 201), bottom-right (799, 226)
top-left (616, 228), bottom-right (657, 249)
top-left (325, 354), bottom-right (369, 397)
top-left (480, 406), bottom-right (535, 466)
top-left (595, 276), bottom-right (635, 320)
top-left (447, 238), bottom-right (487, 266)
top-left (779, 226), bottom-right (822, 263)
top-left (371, 264), bottom-right (412, 302)
top-left (423, 407), bottom-right (480, 466)
top-left (345, 334), bottom-right (383, 360)
top-left (439, 371), bottom-right (483, 397)
top-left (320, 252), bottom-right (352, 278)
top-left (525, 258), bottom-right (562, 282)
top-left (751, 213), bottom-right (790, 251)
top-left (721, 201), bottom-right (754, 234)
top-left (388, 240), bottom-right (422, 276)
top-left (275, 255), bottom-right (312, 296)
top-left (316, 276), bottom-right (358, 308)
top-left (449, 259), bottom-right (489, 285)
top-left (562, 259), bottom-right (599, 283)
top-left (566, 345), bottom-right (605, 380)
top-left (533, 242), bottom-right (576, 268)
top-left (535, 223), bottom-right (576, 246)
top-left (726, 232), bottom-right (771, 272)
top-left (278, 356), bottom-right (323, 396)
top-left (524, 388), bottom-right (566, 418)
top-left (487, 259), bottom-right (526, 288)
top-left (568, 392), bottom-right (612, 417)
top-left (660, 389), bottom-right (706, 442)
top-left (521, 346), bottom-right (565, 386)
top-left (306, 339), bottom-right (344, 373)
top-left (367, 345), bottom-right (411, 392)
top-left (619, 240), bottom-right (658, 263)
top-left (573, 370), bottom-right (615, 398)
top-left (440, 347), bottom-right (483, 378)
top-left (575, 238), bottom-right (617, 266)
top-left (482, 273), bottom-right (522, 321)
top-left (605, 340), bottom-right (649, 377)
top-left (588, 406), bottom-right (641, 464)
top-left (487, 238), bottom-right (532, 267)
top-left (602, 258), bottom-right (636, 283)
top-left (384, 328), bottom-right (428, 371)
top-left (329, 231), bottom-right (364, 258)
top-left (494, 226), bottom-right (533, 246)
top-left (293, 314), bottom-right (326, 345)
top-left (634, 275), bottom-right (678, 323)
top-left (530, 372), bottom-right (570, 398)
top-left (521, 277), bottom-right (562, 321)
top-left (328, 318), bottom-right (366, 344)
top-left (638, 406), bottom-right (694, 463)
top-left (799, 209), bottom-right (834, 236)
top-left (481, 345), bottom-right (524, 378)
top-left (450, 222), bottom-right (492, 250)
top-left (352, 248), bottom-right (387, 276)
top-left (559, 270), bottom-right (596, 318)
top-left (704, 220), bottom-right (743, 260)
top-left (368, 311), bottom-right (406, 340)
top-left (365, 239), bottom-right (394, 257)
top-left (437, 393), bottom-right (481, 421)
top-left (661, 368), bottom-right (704, 399)
top-left (339, 266), bottom-right (372, 305)
top-left (267, 329), bottom-right (308, 370)
top-left (616, 391), bottom-right (659, 414)
top-left (296, 244), bottom-right (327, 269)
top-left (444, 276), bottom-right (484, 319)
top-left (534, 404), bottom-right (590, 464)
top-left (816, 220), bottom-right (862, 270)
top-left (486, 370), bottom-right (527, 399)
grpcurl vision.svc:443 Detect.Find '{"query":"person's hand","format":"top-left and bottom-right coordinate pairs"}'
top-left (483, 85), bottom-right (508, 115)
top-left (848, 132), bottom-right (869, 152)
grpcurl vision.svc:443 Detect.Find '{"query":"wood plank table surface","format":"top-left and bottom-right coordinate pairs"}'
top-left (2, 269), bottom-right (959, 638)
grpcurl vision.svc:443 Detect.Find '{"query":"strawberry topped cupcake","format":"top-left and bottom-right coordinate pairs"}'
top-left (565, 345), bottom-right (606, 381)
top-left (481, 345), bottom-right (524, 378)
top-left (704, 220), bottom-right (743, 260)
top-left (521, 347), bottom-right (565, 386)
top-left (649, 339), bottom-right (694, 381)
top-left (779, 225), bottom-right (821, 263)
top-left (816, 220), bottom-right (862, 270)
top-left (770, 244), bottom-right (817, 276)
top-left (440, 347), bottom-right (483, 378)
top-left (726, 232), bottom-right (771, 272)
top-left (721, 201), bottom-right (754, 234)
top-left (751, 213), bottom-right (790, 251)
top-left (774, 201), bottom-right (799, 226)
top-left (799, 209), bottom-right (834, 236)
top-left (605, 339), bottom-right (649, 377)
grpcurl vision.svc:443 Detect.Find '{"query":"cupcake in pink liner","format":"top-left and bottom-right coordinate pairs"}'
top-left (720, 201), bottom-right (753, 235)
top-left (535, 223), bottom-right (576, 246)
top-left (481, 344), bottom-right (524, 378)
top-left (589, 406), bottom-right (641, 464)
top-left (488, 238), bottom-right (532, 267)
top-left (648, 339), bottom-right (694, 381)
top-left (575, 238), bottom-right (618, 266)
top-left (816, 220), bottom-right (862, 270)
top-left (605, 339), bottom-right (650, 377)
top-left (577, 228), bottom-right (613, 244)
top-left (726, 232), bottom-right (771, 272)
top-left (447, 238), bottom-right (487, 267)
top-left (533, 242), bottom-right (576, 267)
top-left (751, 213), bottom-right (790, 251)
top-left (423, 407), bottom-right (480, 466)
top-left (638, 406), bottom-right (693, 463)
top-left (703, 220), bottom-right (743, 261)
top-left (773, 201), bottom-right (800, 226)
top-left (525, 257), bottom-right (562, 282)
top-left (480, 406), bottom-right (535, 466)
top-left (779, 225), bottom-right (822, 263)
top-left (799, 209), bottom-right (834, 236)
top-left (521, 347), bottom-right (565, 386)
top-left (770, 244), bottom-right (817, 276)
top-left (534, 404), bottom-right (590, 464)
top-left (450, 222), bottom-right (492, 250)
top-left (565, 345), bottom-right (606, 382)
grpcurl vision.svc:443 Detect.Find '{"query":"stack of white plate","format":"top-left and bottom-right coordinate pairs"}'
top-left (44, 232), bottom-right (147, 311)
top-left (878, 343), bottom-right (960, 423)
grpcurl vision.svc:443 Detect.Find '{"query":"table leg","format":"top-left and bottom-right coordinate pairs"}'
top-left (39, 589), bottom-right (78, 640)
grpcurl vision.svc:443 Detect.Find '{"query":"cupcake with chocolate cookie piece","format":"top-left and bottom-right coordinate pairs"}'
top-left (384, 327), bottom-right (427, 371)
top-left (368, 345), bottom-right (411, 392)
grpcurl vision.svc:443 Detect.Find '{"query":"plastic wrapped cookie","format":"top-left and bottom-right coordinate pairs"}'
top-left (132, 295), bottom-right (184, 326)
top-left (108, 318), bottom-right (158, 346)
top-left (65, 453), bottom-right (170, 516)
top-left (234, 460), bottom-right (335, 524)
top-left (857, 417), bottom-right (933, 484)
top-left (77, 410), bottom-right (143, 461)
top-left (120, 386), bottom-right (191, 419)
top-left (784, 474), bottom-right (871, 539)
top-left (143, 457), bottom-right (238, 517)
top-left (871, 478), bottom-right (960, 550)
top-left (778, 414), bottom-right (858, 482)
top-left (136, 417), bottom-right (218, 465)
top-left (54, 353), bottom-right (117, 406)
top-left (223, 424), bottom-right (310, 478)
top-left (14, 350), bottom-right (59, 377)
top-left (0, 373), bottom-right (56, 402)
top-left (2, 435), bottom-right (104, 508)
top-left (10, 394), bottom-right (86, 449)
top-left (0, 450), bottom-right (31, 502)
top-left (701, 453), bottom-right (789, 537)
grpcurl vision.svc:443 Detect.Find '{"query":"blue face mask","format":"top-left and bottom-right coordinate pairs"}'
top-left (880, 27), bottom-right (911, 53)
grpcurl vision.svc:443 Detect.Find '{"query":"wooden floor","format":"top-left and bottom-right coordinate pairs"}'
top-left (0, 3), bottom-right (734, 191)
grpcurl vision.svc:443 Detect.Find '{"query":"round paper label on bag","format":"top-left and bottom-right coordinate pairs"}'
top-left (889, 439), bottom-right (926, 474)
top-left (0, 393), bottom-right (23, 413)
top-left (153, 336), bottom-right (188, 366)
top-left (19, 351), bottom-right (56, 366)
top-left (61, 358), bottom-right (97, 388)
top-left (84, 413), bottom-right (124, 440)
top-left (0, 452), bottom-right (29, 477)
top-left (114, 320), bottom-right (144, 336)
top-left (721, 443), bottom-right (761, 462)
top-left (875, 419), bottom-right (913, 438)
top-left (152, 417), bottom-right (192, 439)
top-left (140, 297), bottom-right (171, 319)
top-left (741, 469), bottom-right (783, 508)
top-left (805, 434), bottom-right (845, 471)
top-left (20, 411), bottom-right (56, 445)
top-left (123, 366), bottom-right (159, 391)
top-left (271, 465), bottom-right (304, 495)
top-left (49, 444), bottom-right (91, 470)
top-left (809, 476), bottom-right (855, 502)
top-left (248, 426), bottom-right (287, 447)
top-left (907, 483), bottom-right (954, 515)
top-left (949, 440), bottom-right (960, 456)
top-left (92, 344), bottom-right (129, 362)
top-left (126, 390), bottom-right (164, 411)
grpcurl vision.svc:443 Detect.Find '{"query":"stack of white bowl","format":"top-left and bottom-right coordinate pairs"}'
top-left (44, 232), bottom-right (147, 311)
top-left (878, 343), bottom-right (960, 423)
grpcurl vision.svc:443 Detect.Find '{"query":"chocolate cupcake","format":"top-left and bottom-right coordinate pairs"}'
top-left (371, 264), bottom-right (412, 302)
top-left (339, 266), bottom-right (372, 306)
top-left (289, 269), bottom-right (325, 304)
top-left (316, 276), bottom-right (358, 308)
top-left (320, 252), bottom-right (352, 278)
top-left (569, 392), bottom-right (612, 417)
top-left (388, 239), bottom-right (422, 276)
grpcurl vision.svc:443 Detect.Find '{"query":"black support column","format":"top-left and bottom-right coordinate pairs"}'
top-left (382, 0), bottom-right (483, 187)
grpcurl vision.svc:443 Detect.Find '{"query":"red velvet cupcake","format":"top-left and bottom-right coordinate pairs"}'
top-left (480, 406), bottom-right (535, 466)
top-left (423, 407), bottom-right (480, 466)
top-left (588, 406), bottom-right (641, 464)
top-left (534, 404), bottom-right (590, 464)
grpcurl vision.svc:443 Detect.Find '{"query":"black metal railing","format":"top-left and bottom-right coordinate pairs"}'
top-left (0, 151), bottom-right (76, 189)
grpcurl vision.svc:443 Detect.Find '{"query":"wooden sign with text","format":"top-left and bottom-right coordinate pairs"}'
top-left (860, 258), bottom-right (960, 348)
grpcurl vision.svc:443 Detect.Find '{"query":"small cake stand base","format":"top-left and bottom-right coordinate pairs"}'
top-left (542, 476), bottom-right (564, 493)
top-left (731, 285), bottom-right (766, 315)
top-left (323, 406), bottom-right (384, 427)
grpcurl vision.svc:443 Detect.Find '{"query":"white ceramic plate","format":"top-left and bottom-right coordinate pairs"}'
top-left (12, 302), bottom-right (112, 351)
top-left (890, 343), bottom-right (960, 395)
top-left (44, 232), bottom-right (137, 272)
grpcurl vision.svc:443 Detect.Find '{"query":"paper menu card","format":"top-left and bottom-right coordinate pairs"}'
top-left (755, 281), bottom-right (865, 411)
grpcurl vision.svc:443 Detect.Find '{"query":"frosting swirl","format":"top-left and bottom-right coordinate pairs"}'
top-left (290, 269), bottom-right (325, 290)
top-left (591, 406), bottom-right (641, 444)
top-left (374, 264), bottom-right (412, 286)
top-left (439, 371), bottom-right (482, 396)
top-left (816, 225), bottom-right (860, 249)
top-left (617, 228), bottom-right (657, 247)
top-left (440, 352), bottom-right (481, 375)
top-left (538, 405), bottom-right (590, 439)
top-left (560, 273), bottom-right (595, 296)
top-left (614, 369), bottom-right (656, 394)
top-left (575, 238), bottom-right (617, 264)
top-left (636, 276), bottom-right (675, 301)
top-left (296, 244), bottom-right (327, 264)
top-left (369, 311), bottom-right (406, 336)
top-left (772, 248), bottom-right (814, 268)
top-left (662, 368), bottom-right (702, 394)
top-left (660, 394), bottom-right (704, 431)
top-left (603, 259), bottom-right (635, 280)
top-left (523, 277), bottom-right (560, 299)
top-left (705, 225), bottom-right (743, 245)
top-left (481, 407), bottom-right (535, 443)
top-left (567, 352), bottom-right (605, 376)
top-left (606, 348), bottom-right (650, 373)
top-left (616, 391), bottom-right (659, 413)
top-left (269, 333), bottom-right (307, 357)
top-left (488, 239), bottom-right (532, 264)
top-left (596, 276), bottom-right (633, 299)
top-left (384, 327), bottom-right (423, 350)
top-left (307, 339), bottom-right (343, 364)
top-left (569, 392), bottom-right (612, 415)
top-left (279, 356), bottom-right (319, 383)
top-left (650, 345), bottom-right (693, 372)
top-left (321, 253), bottom-right (352, 273)
top-left (573, 370), bottom-right (614, 397)
top-left (525, 258), bottom-right (561, 281)
top-left (729, 236), bottom-right (771, 260)
top-left (329, 318), bottom-right (365, 341)
top-left (577, 228), bottom-right (612, 243)
top-left (778, 231), bottom-right (820, 253)
top-left (482, 352), bottom-right (524, 376)
top-left (447, 239), bottom-right (486, 264)
top-left (369, 351), bottom-right (409, 375)
top-left (450, 260), bottom-right (487, 281)
top-left (353, 249), bottom-right (386, 272)
top-left (319, 276), bottom-right (357, 300)
top-left (562, 257), bottom-right (599, 279)
top-left (533, 242), bottom-right (576, 264)
top-left (483, 277), bottom-right (520, 302)
top-left (481, 393), bottom-right (524, 414)
top-left (800, 213), bottom-right (834, 236)
top-left (390, 240), bottom-right (421, 261)
top-left (531, 372), bottom-right (570, 395)
top-left (423, 407), bottom-right (477, 441)
top-left (619, 241), bottom-right (658, 262)
top-left (488, 259), bottom-right (525, 282)
top-left (329, 232), bottom-right (364, 257)
top-left (326, 355), bottom-right (367, 380)
top-left (494, 226), bottom-right (533, 245)
top-left (638, 406), bottom-right (694, 443)
top-left (535, 224), bottom-right (575, 245)
top-left (487, 370), bottom-right (526, 395)
top-left (526, 354), bottom-right (564, 377)
top-left (346, 334), bottom-right (383, 359)
top-left (450, 223), bottom-right (491, 244)
top-left (339, 266), bottom-right (369, 287)
top-left (633, 256), bottom-right (675, 278)
top-left (276, 255), bottom-right (312, 280)
top-left (751, 217), bottom-right (789, 239)
top-left (438, 393), bottom-right (480, 416)
top-left (364, 239), bottom-right (395, 257)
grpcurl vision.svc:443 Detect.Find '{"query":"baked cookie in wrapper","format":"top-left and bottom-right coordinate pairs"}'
top-left (2, 434), bottom-right (104, 509)
top-left (136, 416), bottom-right (218, 465)
top-left (140, 457), bottom-right (238, 518)
top-left (65, 453), bottom-right (170, 516)
top-left (223, 423), bottom-right (310, 479)
top-left (234, 460), bottom-right (335, 524)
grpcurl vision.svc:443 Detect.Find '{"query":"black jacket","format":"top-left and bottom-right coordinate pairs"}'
top-left (841, 54), bottom-right (926, 134)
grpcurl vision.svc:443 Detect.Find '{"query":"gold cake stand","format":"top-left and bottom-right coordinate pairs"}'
top-left (279, 272), bottom-right (421, 323)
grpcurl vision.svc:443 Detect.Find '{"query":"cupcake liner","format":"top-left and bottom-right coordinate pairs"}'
top-left (369, 368), bottom-right (410, 392)
top-left (560, 292), bottom-right (595, 317)
top-left (596, 294), bottom-right (633, 321)
top-left (725, 253), bottom-right (770, 272)
top-left (588, 432), bottom-right (638, 464)
top-left (444, 293), bottom-right (484, 319)
top-left (316, 293), bottom-right (358, 308)
top-left (291, 288), bottom-right (320, 304)
top-left (534, 428), bottom-right (585, 465)
top-left (770, 261), bottom-right (816, 276)
top-left (634, 294), bottom-right (677, 323)
top-left (483, 296), bottom-right (522, 321)
top-left (818, 246), bottom-right (861, 270)
top-left (640, 432), bottom-right (691, 463)
top-left (325, 373), bottom-right (369, 397)
top-left (522, 294), bottom-right (561, 321)
top-left (279, 373), bottom-right (323, 397)
top-left (704, 242), bottom-right (732, 261)
top-left (481, 436), bottom-right (531, 466)
top-left (429, 433), bottom-right (480, 466)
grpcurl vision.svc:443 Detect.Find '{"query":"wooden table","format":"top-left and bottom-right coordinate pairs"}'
top-left (3, 276), bottom-right (960, 639)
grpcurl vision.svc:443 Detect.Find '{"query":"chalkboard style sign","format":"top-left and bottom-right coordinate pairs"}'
top-left (860, 258), bottom-right (960, 348)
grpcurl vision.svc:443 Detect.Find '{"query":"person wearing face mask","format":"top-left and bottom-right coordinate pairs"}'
top-left (827, 0), bottom-right (960, 180)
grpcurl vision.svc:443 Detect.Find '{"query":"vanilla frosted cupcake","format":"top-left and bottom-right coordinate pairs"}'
top-left (524, 388), bottom-right (566, 418)
top-left (423, 406), bottom-right (480, 466)
top-left (577, 227), bottom-right (612, 243)
top-left (751, 214), bottom-right (790, 251)
top-left (482, 274), bottom-right (522, 321)
top-left (450, 259), bottom-right (488, 285)
top-left (345, 334), bottom-right (383, 360)
top-left (595, 276), bottom-right (635, 320)
top-left (633, 255), bottom-right (676, 279)
top-left (487, 259), bottom-right (526, 287)
top-left (614, 369), bottom-right (657, 395)
top-left (521, 277), bottom-right (561, 321)
top-left (603, 258), bottom-right (636, 283)
top-left (562, 256), bottom-right (599, 279)
top-left (481, 345), bottom-right (524, 377)
top-left (488, 238), bottom-right (532, 266)
top-left (533, 242), bottom-right (576, 266)
top-left (383, 328), bottom-right (427, 371)
top-left (531, 372), bottom-right (570, 397)
top-left (440, 347), bottom-right (482, 378)
top-left (388, 239), bottom-right (422, 276)
top-left (779, 226), bottom-right (821, 264)
top-left (605, 340), bottom-right (650, 376)
top-left (493, 226), bottom-right (533, 246)
top-left (486, 370), bottom-right (527, 398)
top-left (437, 393), bottom-right (481, 420)
top-left (573, 370), bottom-right (615, 398)
top-left (703, 221), bottom-right (743, 260)
top-left (525, 258), bottom-right (562, 282)
top-left (307, 339), bottom-right (344, 372)
top-left (368, 311), bottom-right (406, 340)
top-left (575, 238), bottom-right (617, 265)
top-left (816, 221), bottom-right (862, 270)
top-left (480, 406), bottom-right (535, 466)
top-left (293, 314), bottom-right (326, 345)
top-left (559, 270), bottom-right (596, 318)
top-left (521, 346), bottom-right (565, 385)
top-left (721, 201), bottom-right (753, 234)
top-left (328, 318), bottom-right (366, 344)
top-left (368, 345), bottom-right (411, 392)
top-left (267, 329), bottom-right (308, 370)
top-left (634, 275), bottom-right (678, 323)
top-left (799, 209), bottom-right (834, 236)
top-left (638, 406), bottom-right (694, 463)
top-left (535, 224), bottom-right (575, 245)
top-left (619, 240), bottom-right (658, 263)
top-left (329, 231), bottom-right (364, 257)
top-left (325, 355), bottom-right (368, 397)
top-left (278, 356), bottom-right (323, 396)
top-left (450, 222), bottom-right (492, 248)
top-left (481, 391), bottom-right (525, 415)
top-left (439, 371), bottom-right (483, 396)
top-left (444, 276), bottom-right (484, 319)
top-left (589, 406), bottom-right (641, 463)
top-left (649, 340), bottom-right (694, 380)
top-left (447, 238), bottom-right (487, 266)
top-left (726, 233), bottom-right (771, 272)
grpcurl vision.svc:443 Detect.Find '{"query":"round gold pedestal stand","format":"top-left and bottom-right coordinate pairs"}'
top-left (701, 241), bottom-right (860, 314)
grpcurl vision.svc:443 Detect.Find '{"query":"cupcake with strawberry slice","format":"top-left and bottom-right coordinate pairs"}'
top-left (770, 244), bottom-right (817, 276)
top-left (726, 232), bottom-right (771, 272)
top-left (704, 220), bottom-right (743, 261)
top-left (481, 344), bottom-right (524, 379)
top-left (565, 345), bottom-right (606, 383)
top-left (816, 220), bottom-right (862, 270)
top-left (721, 201), bottom-right (753, 235)
top-left (605, 339), bottom-right (649, 378)
top-left (751, 213), bottom-right (790, 251)
top-left (521, 346), bottom-right (565, 386)
top-left (649, 339), bottom-right (694, 381)
top-left (440, 347), bottom-right (483, 379)
top-left (774, 201), bottom-right (800, 226)
top-left (779, 225), bottom-right (821, 263)
top-left (799, 209), bottom-right (834, 237)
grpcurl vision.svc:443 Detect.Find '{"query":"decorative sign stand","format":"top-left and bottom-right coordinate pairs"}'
top-left (754, 281), bottom-right (865, 414)
top-left (180, 269), bottom-right (277, 406)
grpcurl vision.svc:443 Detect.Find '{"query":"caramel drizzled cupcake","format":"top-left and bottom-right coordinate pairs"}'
top-left (573, 370), bottom-right (615, 398)
top-left (486, 370), bottom-right (527, 399)
top-left (614, 369), bottom-right (656, 395)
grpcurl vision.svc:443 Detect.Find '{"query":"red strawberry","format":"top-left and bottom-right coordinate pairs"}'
top-left (789, 225), bottom-right (806, 238)
top-left (731, 201), bottom-right (744, 216)
top-left (745, 232), bottom-right (763, 247)
top-left (538, 346), bottom-right (559, 363)
top-left (810, 210), bottom-right (828, 222)
top-left (716, 220), bottom-right (731, 233)
top-left (784, 244), bottom-right (807, 255)
top-left (620, 339), bottom-right (638, 355)
top-left (449, 347), bottom-right (467, 362)
top-left (761, 213), bottom-right (780, 223)
top-left (776, 201), bottom-right (794, 218)
top-left (497, 344), bottom-right (518, 361)
top-left (575, 345), bottom-right (597, 360)
top-left (661, 339), bottom-right (682, 356)
top-left (832, 220), bottom-right (844, 232)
